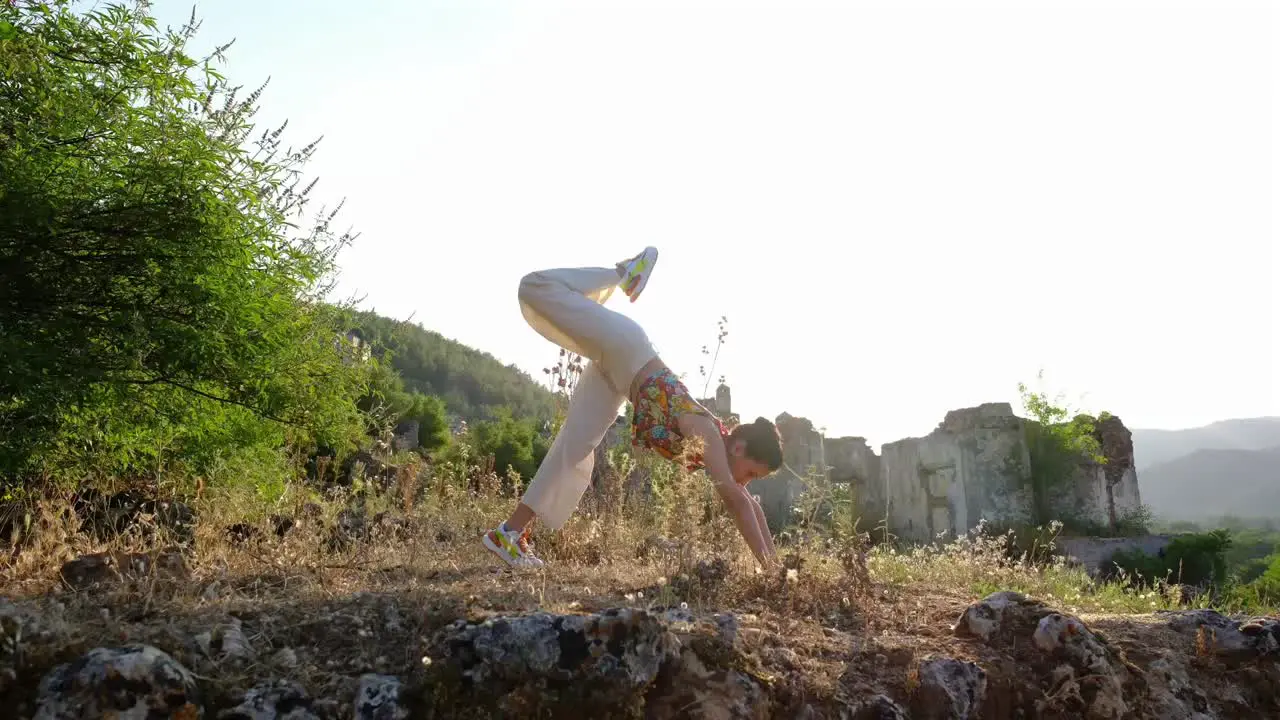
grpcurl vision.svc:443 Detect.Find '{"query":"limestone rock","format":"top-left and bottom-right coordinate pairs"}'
top-left (954, 591), bottom-right (1134, 719)
top-left (1032, 613), bottom-right (1127, 718)
top-left (421, 607), bottom-right (774, 717)
top-left (33, 644), bottom-right (201, 719)
top-left (1145, 655), bottom-right (1215, 720)
top-left (1158, 610), bottom-right (1280, 659)
top-left (648, 647), bottom-right (769, 719)
top-left (0, 598), bottom-right (29, 695)
top-left (424, 607), bottom-right (679, 714)
top-left (195, 617), bottom-right (256, 666)
top-left (910, 657), bottom-right (986, 719)
top-left (216, 679), bottom-right (319, 719)
top-left (354, 674), bottom-right (408, 720)
top-left (840, 694), bottom-right (910, 720)
top-left (952, 591), bottom-right (1042, 642)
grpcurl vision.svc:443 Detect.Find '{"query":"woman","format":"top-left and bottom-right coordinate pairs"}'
top-left (482, 247), bottom-right (784, 571)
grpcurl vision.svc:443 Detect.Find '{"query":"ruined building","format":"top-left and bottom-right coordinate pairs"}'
top-left (748, 398), bottom-right (1143, 542)
top-left (588, 382), bottom-right (1143, 542)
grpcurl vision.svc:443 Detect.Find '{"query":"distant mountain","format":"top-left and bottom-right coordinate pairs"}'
top-left (1131, 417), bottom-right (1280, 470)
top-left (1140, 445), bottom-right (1280, 522)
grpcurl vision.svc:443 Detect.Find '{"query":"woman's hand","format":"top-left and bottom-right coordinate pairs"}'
top-left (681, 414), bottom-right (774, 570)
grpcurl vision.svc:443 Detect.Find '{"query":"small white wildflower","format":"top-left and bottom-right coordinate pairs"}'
top-left (786, 568), bottom-right (799, 584)
top-left (624, 593), bottom-right (636, 603)
top-left (680, 602), bottom-right (689, 610)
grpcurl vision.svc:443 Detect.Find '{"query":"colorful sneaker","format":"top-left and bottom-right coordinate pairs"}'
top-left (482, 524), bottom-right (545, 569)
top-left (616, 246), bottom-right (659, 303)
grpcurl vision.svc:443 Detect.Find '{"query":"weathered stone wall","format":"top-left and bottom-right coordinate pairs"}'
top-left (1049, 414), bottom-right (1144, 531)
top-left (825, 436), bottom-right (884, 530)
top-left (752, 412), bottom-right (826, 531)
top-left (880, 403), bottom-right (1034, 543)
top-left (1096, 414), bottom-right (1142, 525)
top-left (584, 383), bottom-right (1143, 543)
top-left (1056, 534), bottom-right (1175, 577)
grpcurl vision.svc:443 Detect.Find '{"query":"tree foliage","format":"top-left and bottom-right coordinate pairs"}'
top-left (0, 1), bottom-right (367, 481)
top-left (1108, 529), bottom-right (1234, 590)
top-left (350, 311), bottom-right (555, 422)
top-left (355, 354), bottom-right (451, 454)
top-left (1017, 372), bottom-right (1109, 527)
top-left (467, 409), bottom-right (550, 482)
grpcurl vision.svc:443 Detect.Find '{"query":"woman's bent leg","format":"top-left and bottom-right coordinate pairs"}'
top-left (519, 363), bottom-right (626, 530)
top-left (518, 267), bottom-right (655, 395)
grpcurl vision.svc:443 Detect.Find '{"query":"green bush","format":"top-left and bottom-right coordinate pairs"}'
top-left (0, 1), bottom-right (368, 484)
top-left (1228, 553), bottom-right (1280, 609)
top-left (467, 410), bottom-right (550, 481)
top-left (1108, 529), bottom-right (1233, 589)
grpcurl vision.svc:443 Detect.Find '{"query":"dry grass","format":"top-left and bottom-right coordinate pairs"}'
top-left (0, 456), bottom-right (1273, 716)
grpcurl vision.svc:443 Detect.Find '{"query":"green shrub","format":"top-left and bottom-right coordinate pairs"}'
top-left (1108, 529), bottom-right (1233, 589)
top-left (1, 1), bottom-right (369, 484)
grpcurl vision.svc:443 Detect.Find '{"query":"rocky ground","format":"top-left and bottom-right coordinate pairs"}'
top-left (0, 489), bottom-right (1277, 719)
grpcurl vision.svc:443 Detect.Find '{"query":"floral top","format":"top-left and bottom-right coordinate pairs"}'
top-left (631, 368), bottom-right (726, 471)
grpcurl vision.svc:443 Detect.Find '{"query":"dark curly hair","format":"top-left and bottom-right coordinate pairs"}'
top-left (728, 416), bottom-right (784, 471)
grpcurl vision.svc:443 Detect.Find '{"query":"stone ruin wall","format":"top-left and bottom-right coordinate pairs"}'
top-left (876, 403), bottom-right (1035, 543)
top-left (588, 383), bottom-right (1144, 544)
top-left (687, 389), bottom-right (1144, 543)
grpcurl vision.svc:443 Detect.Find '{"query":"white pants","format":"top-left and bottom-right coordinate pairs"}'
top-left (517, 266), bottom-right (657, 529)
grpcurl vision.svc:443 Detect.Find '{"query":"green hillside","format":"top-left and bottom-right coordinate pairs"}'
top-left (349, 311), bottom-right (555, 423)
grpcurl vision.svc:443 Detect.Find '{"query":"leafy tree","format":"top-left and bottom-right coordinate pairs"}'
top-left (408, 393), bottom-right (451, 453)
top-left (353, 355), bottom-right (450, 454)
top-left (0, 2), bottom-right (367, 480)
top-left (1018, 372), bottom-right (1108, 527)
top-left (1235, 553), bottom-right (1280, 608)
top-left (468, 409), bottom-right (550, 481)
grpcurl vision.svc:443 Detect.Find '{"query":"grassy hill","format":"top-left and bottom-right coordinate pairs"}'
top-left (350, 310), bottom-right (556, 423)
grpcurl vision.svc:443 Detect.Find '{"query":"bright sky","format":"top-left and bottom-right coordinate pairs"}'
top-left (151, 0), bottom-right (1277, 449)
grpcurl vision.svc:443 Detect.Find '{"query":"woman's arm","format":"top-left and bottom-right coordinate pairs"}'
top-left (682, 414), bottom-right (777, 570)
top-left (749, 495), bottom-right (778, 560)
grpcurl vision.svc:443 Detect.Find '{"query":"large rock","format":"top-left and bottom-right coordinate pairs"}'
top-left (420, 607), bottom-right (771, 718)
top-left (1, 598), bottom-right (28, 695)
top-left (33, 644), bottom-right (201, 719)
top-left (1055, 534), bottom-right (1177, 578)
top-left (1157, 610), bottom-right (1280, 660)
top-left (953, 591), bottom-right (1133, 719)
top-left (910, 657), bottom-right (986, 719)
top-left (216, 680), bottom-right (319, 720)
top-left (354, 674), bottom-right (409, 720)
top-left (840, 694), bottom-right (910, 719)
top-left (431, 607), bottom-right (676, 685)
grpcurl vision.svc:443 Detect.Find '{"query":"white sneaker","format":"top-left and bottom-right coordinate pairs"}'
top-left (482, 524), bottom-right (545, 569)
top-left (617, 246), bottom-right (659, 303)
